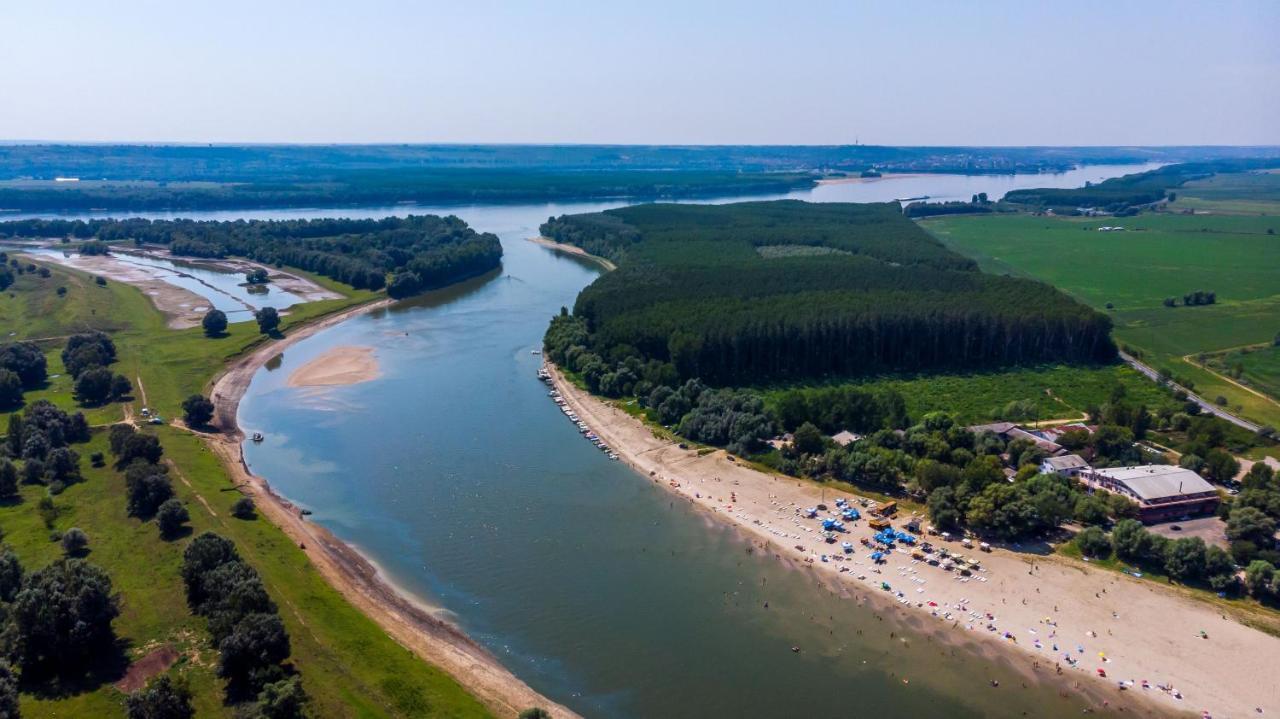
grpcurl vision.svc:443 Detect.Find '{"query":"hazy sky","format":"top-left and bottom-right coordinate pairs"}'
top-left (3, 0), bottom-right (1277, 145)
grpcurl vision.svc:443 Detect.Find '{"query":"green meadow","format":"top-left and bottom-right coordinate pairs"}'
top-left (0, 258), bottom-right (488, 717)
top-left (923, 187), bottom-right (1280, 429)
top-left (758, 364), bottom-right (1170, 426)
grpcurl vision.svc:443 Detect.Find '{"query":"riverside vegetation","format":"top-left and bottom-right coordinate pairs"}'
top-left (0, 251), bottom-right (491, 716)
top-left (543, 197), bottom-right (1280, 608)
top-left (0, 215), bottom-right (503, 300)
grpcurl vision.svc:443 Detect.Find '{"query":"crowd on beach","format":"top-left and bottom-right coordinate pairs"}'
top-left (544, 363), bottom-right (1277, 719)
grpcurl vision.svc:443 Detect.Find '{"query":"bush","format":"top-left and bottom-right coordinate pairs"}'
top-left (255, 307), bottom-right (280, 334)
top-left (181, 395), bottom-right (215, 427)
top-left (0, 369), bottom-right (22, 409)
top-left (126, 674), bottom-right (194, 719)
top-left (254, 676), bottom-right (309, 719)
top-left (127, 469), bottom-right (174, 518)
top-left (1076, 526), bottom-right (1112, 559)
top-left (74, 366), bottom-right (115, 404)
top-left (217, 612), bottom-right (290, 685)
top-left (202, 309), bottom-right (228, 337)
top-left (61, 527), bottom-right (89, 555)
top-left (231, 496), bottom-right (256, 520)
top-left (156, 499), bottom-right (190, 539)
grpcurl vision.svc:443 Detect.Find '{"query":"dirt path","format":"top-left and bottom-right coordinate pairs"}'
top-left (203, 299), bottom-right (577, 719)
top-left (1183, 352), bottom-right (1280, 409)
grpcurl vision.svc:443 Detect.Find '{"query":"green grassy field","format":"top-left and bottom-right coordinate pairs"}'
top-left (1172, 171), bottom-right (1280, 214)
top-left (1, 259), bottom-right (489, 717)
top-left (3, 260), bottom-right (378, 425)
top-left (757, 364), bottom-right (1170, 426)
top-left (923, 206), bottom-right (1280, 429)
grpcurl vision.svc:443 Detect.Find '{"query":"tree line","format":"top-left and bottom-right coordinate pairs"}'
top-left (0, 215), bottom-right (503, 299)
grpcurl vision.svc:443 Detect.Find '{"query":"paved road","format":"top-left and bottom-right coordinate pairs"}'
top-left (1120, 351), bottom-right (1262, 433)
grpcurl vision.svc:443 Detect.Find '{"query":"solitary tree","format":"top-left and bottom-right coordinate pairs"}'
top-left (182, 395), bottom-right (215, 427)
top-left (202, 308), bottom-right (229, 337)
top-left (255, 307), bottom-right (280, 334)
top-left (156, 499), bottom-right (191, 540)
top-left (74, 366), bottom-right (115, 405)
top-left (231, 496), bottom-right (256, 520)
top-left (61, 527), bottom-right (89, 556)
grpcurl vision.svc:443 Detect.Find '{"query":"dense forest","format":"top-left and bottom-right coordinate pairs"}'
top-left (0, 215), bottom-right (502, 296)
top-left (544, 201), bottom-right (1115, 387)
top-left (1002, 159), bottom-right (1278, 211)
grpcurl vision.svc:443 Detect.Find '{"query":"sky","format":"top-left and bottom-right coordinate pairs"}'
top-left (2, 0), bottom-right (1278, 146)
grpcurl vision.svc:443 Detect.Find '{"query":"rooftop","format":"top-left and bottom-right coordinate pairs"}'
top-left (1091, 465), bottom-right (1216, 502)
top-left (1044, 454), bottom-right (1089, 470)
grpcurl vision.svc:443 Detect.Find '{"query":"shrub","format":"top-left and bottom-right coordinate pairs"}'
top-left (60, 527), bottom-right (89, 555)
top-left (125, 674), bottom-right (194, 719)
top-left (202, 309), bottom-right (228, 337)
top-left (1076, 526), bottom-right (1112, 559)
top-left (156, 499), bottom-right (190, 539)
top-left (232, 496), bottom-right (256, 520)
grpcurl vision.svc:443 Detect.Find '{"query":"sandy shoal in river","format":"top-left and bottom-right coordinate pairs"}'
top-left (287, 345), bottom-right (380, 387)
top-left (548, 362), bottom-right (1280, 719)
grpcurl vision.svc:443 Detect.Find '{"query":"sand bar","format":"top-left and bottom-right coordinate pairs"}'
top-left (528, 236), bottom-right (617, 271)
top-left (287, 345), bottom-right (380, 387)
top-left (206, 300), bottom-right (579, 719)
top-left (548, 362), bottom-right (1280, 719)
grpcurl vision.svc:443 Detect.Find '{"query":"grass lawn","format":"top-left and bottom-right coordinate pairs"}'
top-left (756, 364), bottom-right (1171, 426)
top-left (1172, 171), bottom-right (1280, 215)
top-left (923, 206), bottom-right (1280, 429)
top-left (2, 259), bottom-right (489, 717)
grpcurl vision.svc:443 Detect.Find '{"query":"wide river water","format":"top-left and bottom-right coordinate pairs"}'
top-left (15, 164), bottom-right (1160, 717)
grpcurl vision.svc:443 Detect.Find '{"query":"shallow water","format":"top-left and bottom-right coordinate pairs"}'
top-left (16, 245), bottom-right (307, 319)
top-left (12, 165), bottom-right (1158, 717)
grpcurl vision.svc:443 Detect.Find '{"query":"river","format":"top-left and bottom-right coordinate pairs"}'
top-left (13, 164), bottom-right (1161, 717)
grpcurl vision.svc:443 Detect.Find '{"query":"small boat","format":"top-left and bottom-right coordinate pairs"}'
top-left (251, 432), bottom-right (264, 443)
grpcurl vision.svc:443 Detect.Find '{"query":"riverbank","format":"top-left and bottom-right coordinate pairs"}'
top-left (527, 236), bottom-right (617, 271)
top-left (548, 363), bottom-right (1280, 719)
top-left (206, 299), bottom-right (579, 719)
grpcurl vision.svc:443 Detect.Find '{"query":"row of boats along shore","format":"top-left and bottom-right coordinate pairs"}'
top-left (538, 364), bottom-right (621, 461)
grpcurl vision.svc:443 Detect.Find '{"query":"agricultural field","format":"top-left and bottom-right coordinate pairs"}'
top-left (1171, 170), bottom-right (1280, 214)
top-left (758, 364), bottom-right (1171, 427)
top-left (923, 176), bottom-right (1280, 429)
top-left (0, 258), bottom-right (486, 717)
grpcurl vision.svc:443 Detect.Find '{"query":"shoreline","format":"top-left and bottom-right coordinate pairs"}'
top-left (547, 362), bottom-right (1279, 719)
top-left (527, 236), bottom-right (617, 271)
top-left (205, 298), bottom-right (580, 719)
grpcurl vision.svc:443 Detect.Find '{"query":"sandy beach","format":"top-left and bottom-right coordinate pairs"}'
top-left (205, 300), bottom-right (579, 719)
top-left (527, 237), bottom-right (617, 271)
top-left (287, 345), bottom-right (380, 387)
top-left (548, 363), bottom-right (1280, 719)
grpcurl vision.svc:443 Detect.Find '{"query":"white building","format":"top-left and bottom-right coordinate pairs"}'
top-left (1040, 454), bottom-right (1089, 478)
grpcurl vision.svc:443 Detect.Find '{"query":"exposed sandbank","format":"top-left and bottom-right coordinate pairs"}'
top-left (205, 300), bottom-right (579, 719)
top-left (527, 236), bottom-right (616, 271)
top-left (287, 345), bottom-right (380, 387)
